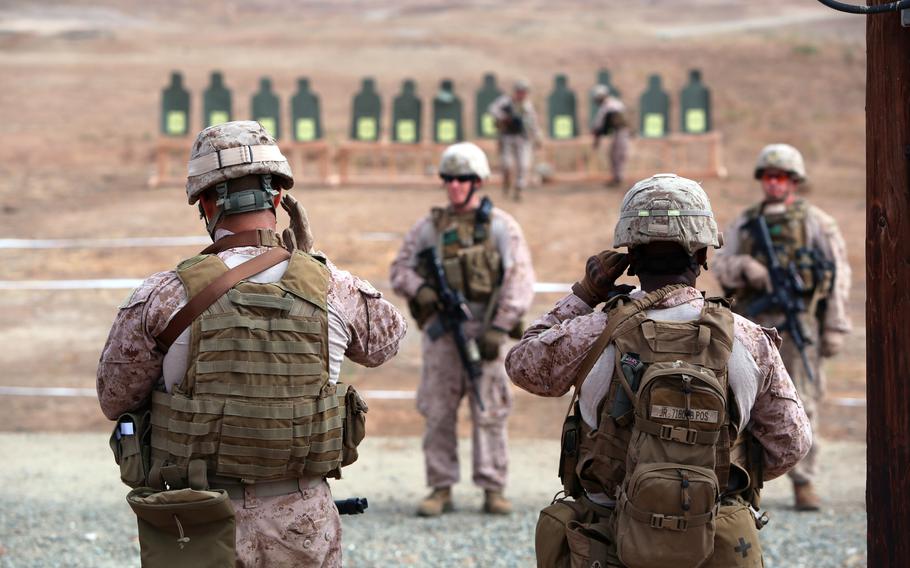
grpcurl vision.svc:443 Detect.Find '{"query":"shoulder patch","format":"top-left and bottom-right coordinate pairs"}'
top-left (353, 277), bottom-right (381, 299)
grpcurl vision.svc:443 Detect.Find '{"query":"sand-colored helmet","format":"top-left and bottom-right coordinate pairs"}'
top-left (513, 78), bottom-right (530, 93)
top-left (185, 120), bottom-right (293, 204)
top-left (613, 173), bottom-right (722, 254)
top-left (592, 84), bottom-right (610, 100)
top-left (754, 143), bottom-right (806, 183)
top-left (438, 142), bottom-right (491, 180)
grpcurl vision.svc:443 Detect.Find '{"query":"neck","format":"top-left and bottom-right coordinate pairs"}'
top-left (451, 195), bottom-right (481, 214)
top-left (638, 273), bottom-right (696, 293)
top-left (214, 211), bottom-right (277, 236)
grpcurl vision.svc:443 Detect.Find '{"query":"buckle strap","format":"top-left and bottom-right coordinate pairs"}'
top-left (620, 494), bottom-right (715, 531)
top-left (211, 476), bottom-right (323, 501)
top-left (637, 418), bottom-right (720, 445)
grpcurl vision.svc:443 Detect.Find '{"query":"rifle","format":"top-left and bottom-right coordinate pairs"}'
top-left (747, 215), bottom-right (816, 384)
top-left (416, 246), bottom-right (486, 411)
top-left (335, 497), bottom-right (368, 515)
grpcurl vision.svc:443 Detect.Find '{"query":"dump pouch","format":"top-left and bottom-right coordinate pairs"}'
top-left (341, 384), bottom-right (369, 467)
top-left (127, 487), bottom-right (235, 568)
top-left (702, 497), bottom-right (764, 568)
top-left (535, 498), bottom-right (591, 568)
top-left (110, 409), bottom-right (152, 488)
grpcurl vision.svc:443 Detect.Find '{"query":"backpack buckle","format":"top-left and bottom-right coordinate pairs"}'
top-left (650, 513), bottom-right (665, 529)
top-left (659, 424), bottom-right (699, 445)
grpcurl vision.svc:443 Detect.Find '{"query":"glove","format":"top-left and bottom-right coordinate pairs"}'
top-left (414, 285), bottom-right (439, 311)
top-left (280, 194), bottom-right (315, 253)
top-left (742, 258), bottom-right (771, 291)
top-left (820, 331), bottom-right (846, 358)
top-left (572, 251), bottom-right (630, 307)
top-left (479, 329), bottom-right (507, 361)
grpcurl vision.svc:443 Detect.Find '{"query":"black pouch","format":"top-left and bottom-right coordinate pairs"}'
top-left (559, 409), bottom-right (583, 498)
top-left (109, 409), bottom-right (152, 488)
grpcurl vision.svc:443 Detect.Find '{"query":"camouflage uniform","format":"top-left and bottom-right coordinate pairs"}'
top-left (506, 286), bottom-right (812, 481)
top-left (98, 121), bottom-right (407, 568)
top-left (488, 92), bottom-right (542, 197)
top-left (389, 206), bottom-right (535, 492)
top-left (714, 201), bottom-right (851, 486)
top-left (591, 93), bottom-right (631, 184)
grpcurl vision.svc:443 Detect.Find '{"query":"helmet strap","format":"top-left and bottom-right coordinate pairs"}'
top-left (202, 174), bottom-right (279, 239)
top-left (456, 179), bottom-right (479, 209)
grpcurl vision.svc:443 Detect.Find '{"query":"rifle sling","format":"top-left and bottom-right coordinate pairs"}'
top-left (156, 247), bottom-right (292, 351)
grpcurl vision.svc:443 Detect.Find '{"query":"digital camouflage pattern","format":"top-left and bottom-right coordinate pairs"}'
top-left (505, 286), bottom-right (812, 482)
top-left (98, 240), bottom-right (407, 568)
top-left (186, 120), bottom-right (294, 203)
top-left (390, 205), bottom-right (535, 491)
top-left (714, 201), bottom-right (851, 484)
top-left (613, 174), bottom-right (722, 254)
top-left (753, 143), bottom-right (807, 182)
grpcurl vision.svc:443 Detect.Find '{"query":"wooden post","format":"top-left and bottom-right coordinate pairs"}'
top-left (867, 4), bottom-right (910, 566)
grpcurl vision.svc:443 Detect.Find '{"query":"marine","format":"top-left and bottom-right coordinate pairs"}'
top-left (488, 80), bottom-right (543, 202)
top-left (590, 84), bottom-right (631, 188)
top-left (506, 173), bottom-right (812, 567)
top-left (390, 142), bottom-right (535, 517)
top-left (98, 120), bottom-right (407, 567)
top-left (713, 143), bottom-right (852, 511)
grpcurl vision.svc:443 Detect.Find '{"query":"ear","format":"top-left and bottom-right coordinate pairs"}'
top-left (198, 193), bottom-right (217, 221)
top-left (694, 248), bottom-right (708, 269)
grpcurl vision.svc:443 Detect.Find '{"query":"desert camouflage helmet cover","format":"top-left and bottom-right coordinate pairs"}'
top-left (613, 173), bottom-right (722, 254)
top-left (438, 142), bottom-right (491, 180)
top-left (592, 84), bottom-right (610, 99)
top-left (754, 143), bottom-right (806, 182)
top-left (185, 120), bottom-right (294, 204)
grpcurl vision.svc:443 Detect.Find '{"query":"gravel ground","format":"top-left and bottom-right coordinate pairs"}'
top-left (0, 434), bottom-right (866, 567)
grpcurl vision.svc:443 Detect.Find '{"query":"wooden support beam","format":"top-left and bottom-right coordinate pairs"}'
top-left (866, 4), bottom-right (910, 566)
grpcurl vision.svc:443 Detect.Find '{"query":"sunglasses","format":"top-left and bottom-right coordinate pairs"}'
top-left (440, 174), bottom-right (476, 183)
top-left (761, 171), bottom-right (792, 182)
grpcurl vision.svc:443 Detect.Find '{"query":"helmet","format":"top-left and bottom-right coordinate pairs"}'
top-left (754, 143), bottom-right (806, 182)
top-left (613, 173), bottom-right (722, 254)
top-left (592, 84), bottom-right (610, 100)
top-left (185, 120), bottom-right (293, 204)
top-left (438, 142), bottom-right (491, 180)
top-left (513, 78), bottom-right (530, 93)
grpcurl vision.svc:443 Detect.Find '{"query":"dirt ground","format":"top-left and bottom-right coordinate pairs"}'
top-left (0, 0), bottom-right (866, 442)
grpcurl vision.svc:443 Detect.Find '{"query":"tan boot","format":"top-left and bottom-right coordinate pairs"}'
top-left (417, 487), bottom-right (453, 517)
top-left (483, 490), bottom-right (513, 515)
top-left (794, 481), bottom-right (821, 511)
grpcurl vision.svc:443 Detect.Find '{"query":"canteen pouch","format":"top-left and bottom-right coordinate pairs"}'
top-left (702, 497), bottom-right (764, 568)
top-left (535, 498), bottom-right (589, 568)
top-left (341, 384), bottom-right (369, 467)
top-left (127, 487), bottom-right (235, 568)
top-left (110, 410), bottom-right (152, 488)
top-left (616, 463), bottom-right (719, 568)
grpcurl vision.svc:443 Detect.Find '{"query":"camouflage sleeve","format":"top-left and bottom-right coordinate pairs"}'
top-left (487, 94), bottom-right (510, 121)
top-left (712, 213), bottom-right (754, 290)
top-left (808, 206), bottom-right (852, 334)
top-left (505, 293), bottom-right (609, 397)
top-left (96, 272), bottom-right (185, 420)
top-left (735, 316), bottom-right (812, 480)
top-left (328, 262), bottom-right (408, 367)
top-left (389, 216), bottom-right (434, 299)
top-left (591, 101), bottom-right (608, 133)
top-left (491, 210), bottom-right (535, 332)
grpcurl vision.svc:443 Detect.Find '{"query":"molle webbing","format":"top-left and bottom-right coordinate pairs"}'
top-left (151, 249), bottom-right (339, 484)
top-left (575, 286), bottom-right (736, 497)
top-left (156, 247), bottom-right (291, 350)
